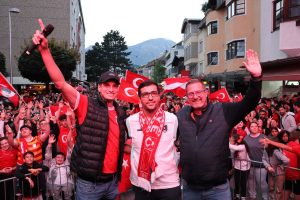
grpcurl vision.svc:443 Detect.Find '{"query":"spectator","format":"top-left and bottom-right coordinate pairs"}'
top-left (0, 136), bottom-right (17, 200)
top-left (229, 131), bottom-right (250, 200)
top-left (16, 151), bottom-right (49, 200)
top-left (244, 122), bottom-right (268, 200)
top-left (261, 131), bottom-right (300, 200)
top-left (262, 137), bottom-right (289, 200)
top-left (279, 106), bottom-right (297, 132)
top-left (45, 134), bottom-right (73, 200)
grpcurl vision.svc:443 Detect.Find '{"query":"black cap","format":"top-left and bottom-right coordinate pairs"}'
top-left (20, 125), bottom-right (32, 131)
top-left (98, 71), bottom-right (120, 85)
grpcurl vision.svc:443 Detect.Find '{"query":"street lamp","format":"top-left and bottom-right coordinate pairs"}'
top-left (8, 7), bottom-right (20, 85)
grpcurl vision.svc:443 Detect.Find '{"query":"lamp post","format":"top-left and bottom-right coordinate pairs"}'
top-left (8, 7), bottom-right (20, 85)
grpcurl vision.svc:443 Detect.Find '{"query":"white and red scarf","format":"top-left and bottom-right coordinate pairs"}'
top-left (137, 108), bottom-right (165, 191)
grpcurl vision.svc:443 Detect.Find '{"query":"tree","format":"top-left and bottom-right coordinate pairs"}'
top-left (18, 38), bottom-right (79, 91)
top-left (101, 30), bottom-right (131, 74)
top-left (151, 63), bottom-right (166, 83)
top-left (201, 1), bottom-right (209, 13)
top-left (0, 51), bottom-right (8, 76)
top-left (85, 42), bottom-right (108, 82)
top-left (85, 30), bottom-right (132, 82)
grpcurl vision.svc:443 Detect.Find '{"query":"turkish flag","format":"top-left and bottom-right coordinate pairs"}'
top-left (125, 70), bottom-right (149, 89)
top-left (234, 93), bottom-right (243, 102)
top-left (49, 105), bottom-right (68, 116)
top-left (117, 78), bottom-right (139, 104)
top-left (162, 77), bottom-right (191, 98)
top-left (0, 73), bottom-right (19, 106)
top-left (209, 88), bottom-right (231, 102)
top-left (118, 152), bottom-right (132, 194)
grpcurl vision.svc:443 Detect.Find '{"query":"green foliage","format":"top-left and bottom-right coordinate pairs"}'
top-left (151, 63), bottom-right (166, 83)
top-left (201, 1), bottom-right (209, 13)
top-left (18, 38), bottom-right (79, 84)
top-left (85, 30), bottom-right (132, 82)
top-left (0, 51), bottom-right (7, 76)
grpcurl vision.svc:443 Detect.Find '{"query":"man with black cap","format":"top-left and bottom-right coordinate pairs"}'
top-left (31, 19), bottom-right (127, 200)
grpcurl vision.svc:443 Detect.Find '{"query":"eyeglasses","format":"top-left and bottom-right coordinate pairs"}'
top-left (140, 91), bottom-right (159, 99)
top-left (187, 89), bottom-right (207, 99)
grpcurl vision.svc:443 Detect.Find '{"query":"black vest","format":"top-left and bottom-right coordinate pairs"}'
top-left (70, 96), bottom-right (126, 181)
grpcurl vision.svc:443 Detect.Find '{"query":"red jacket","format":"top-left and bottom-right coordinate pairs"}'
top-left (284, 141), bottom-right (300, 180)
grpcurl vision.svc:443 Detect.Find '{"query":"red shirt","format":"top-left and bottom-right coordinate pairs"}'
top-left (0, 148), bottom-right (17, 169)
top-left (76, 94), bottom-right (120, 174)
top-left (284, 141), bottom-right (300, 180)
top-left (295, 112), bottom-right (300, 126)
top-left (57, 126), bottom-right (76, 156)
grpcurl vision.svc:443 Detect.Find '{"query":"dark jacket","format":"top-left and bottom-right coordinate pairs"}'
top-left (70, 95), bottom-right (126, 181)
top-left (16, 161), bottom-right (49, 197)
top-left (177, 78), bottom-right (261, 188)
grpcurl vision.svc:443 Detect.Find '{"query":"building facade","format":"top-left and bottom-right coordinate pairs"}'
top-left (0, 0), bottom-right (86, 85)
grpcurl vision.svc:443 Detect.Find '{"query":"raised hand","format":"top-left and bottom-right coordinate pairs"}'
top-left (48, 134), bottom-right (56, 144)
top-left (32, 19), bottom-right (48, 51)
top-left (243, 49), bottom-right (262, 78)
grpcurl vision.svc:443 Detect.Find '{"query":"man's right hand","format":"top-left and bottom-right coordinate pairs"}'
top-left (32, 19), bottom-right (48, 52)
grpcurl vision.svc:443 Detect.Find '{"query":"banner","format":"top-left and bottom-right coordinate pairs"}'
top-left (161, 77), bottom-right (191, 98)
top-left (0, 73), bottom-right (19, 106)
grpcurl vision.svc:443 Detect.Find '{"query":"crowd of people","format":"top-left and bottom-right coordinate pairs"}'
top-left (0, 18), bottom-right (300, 200)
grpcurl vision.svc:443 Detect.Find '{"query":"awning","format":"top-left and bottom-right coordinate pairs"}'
top-left (243, 56), bottom-right (300, 81)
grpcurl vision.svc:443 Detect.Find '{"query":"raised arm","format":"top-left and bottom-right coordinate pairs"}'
top-left (260, 137), bottom-right (293, 152)
top-left (223, 49), bottom-right (262, 127)
top-left (32, 19), bottom-right (77, 108)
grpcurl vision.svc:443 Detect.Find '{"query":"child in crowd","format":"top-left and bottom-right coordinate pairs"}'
top-left (16, 151), bottom-right (49, 200)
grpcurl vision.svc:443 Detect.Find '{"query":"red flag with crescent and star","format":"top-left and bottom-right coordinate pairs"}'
top-left (0, 73), bottom-right (19, 106)
top-left (209, 88), bottom-right (231, 102)
top-left (125, 70), bottom-right (149, 89)
top-left (117, 78), bottom-right (139, 104)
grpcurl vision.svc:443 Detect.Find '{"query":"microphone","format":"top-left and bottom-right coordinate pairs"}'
top-left (25, 24), bottom-right (54, 55)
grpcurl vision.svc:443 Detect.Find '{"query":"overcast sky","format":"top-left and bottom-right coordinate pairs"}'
top-left (81, 0), bottom-right (206, 48)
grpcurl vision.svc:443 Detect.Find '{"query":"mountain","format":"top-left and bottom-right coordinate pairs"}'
top-left (85, 38), bottom-right (176, 66)
top-left (127, 38), bottom-right (176, 66)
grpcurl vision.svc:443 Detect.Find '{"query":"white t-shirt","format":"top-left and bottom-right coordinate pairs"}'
top-left (126, 111), bottom-right (180, 190)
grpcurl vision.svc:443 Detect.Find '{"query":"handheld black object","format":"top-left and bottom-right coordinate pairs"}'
top-left (25, 24), bottom-right (54, 55)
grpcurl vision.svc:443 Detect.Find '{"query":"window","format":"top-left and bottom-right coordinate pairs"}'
top-left (174, 51), bottom-right (178, 56)
top-left (207, 21), bottom-right (218, 35)
top-left (226, 40), bottom-right (245, 60)
top-left (199, 62), bottom-right (204, 74)
top-left (227, 0), bottom-right (245, 19)
top-left (274, 0), bottom-right (300, 30)
top-left (287, 0), bottom-right (300, 18)
top-left (207, 52), bottom-right (218, 65)
top-left (199, 41), bottom-right (203, 53)
top-left (273, 0), bottom-right (283, 30)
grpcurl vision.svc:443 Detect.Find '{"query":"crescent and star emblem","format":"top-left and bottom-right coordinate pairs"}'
top-left (217, 92), bottom-right (225, 99)
top-left (124, 88), bottom-right (136, 97)
top-left (133, 78), bottom-right (144, 89)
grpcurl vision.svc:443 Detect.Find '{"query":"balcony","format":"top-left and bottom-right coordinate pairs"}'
top-left (279, 20), bottom-right (300, 57)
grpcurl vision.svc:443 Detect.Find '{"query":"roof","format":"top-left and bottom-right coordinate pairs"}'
top-left (181, 18), bottom-right (202, 33)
